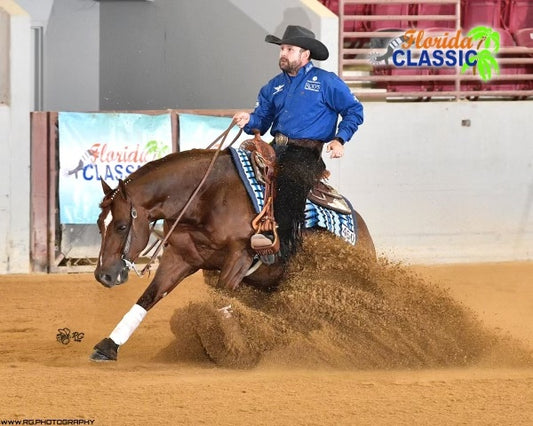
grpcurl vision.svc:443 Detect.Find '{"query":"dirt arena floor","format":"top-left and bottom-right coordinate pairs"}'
top-left (1, 234), bottom-right (532, 425)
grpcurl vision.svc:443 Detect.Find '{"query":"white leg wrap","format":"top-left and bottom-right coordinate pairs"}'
top-left (109, 304), bottom-right (147, 346)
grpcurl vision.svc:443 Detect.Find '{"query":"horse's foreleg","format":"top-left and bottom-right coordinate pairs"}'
top-left (218, 246), bottom-right (254, 290)
top-left (90, 254), bottom-right (197, 362)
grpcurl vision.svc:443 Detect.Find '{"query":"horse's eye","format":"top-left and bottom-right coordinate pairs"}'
top-left (116, 224), bottom-right (128, 232)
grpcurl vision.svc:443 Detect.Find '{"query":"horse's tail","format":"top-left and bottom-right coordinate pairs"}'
top-left (274, 144), bottom-right (325, 262)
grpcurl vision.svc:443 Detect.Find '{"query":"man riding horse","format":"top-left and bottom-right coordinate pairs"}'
top-left (233, 25), bottom-right (364, 262)
top-left (90, 25), bottom-right (369, 363)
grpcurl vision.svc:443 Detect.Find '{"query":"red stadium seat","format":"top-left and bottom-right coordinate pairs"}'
top-left (498, 26), bottom-right (519, 46)
top-left (503, 0), bottom-right (533, 93)
top-left (505, 0), bottom-right (533, 36)
top-left (514, 28), bottom-right (533, 48)
top-left (462, 0), bottom-right (506, 30)
top-left (387, 67), bottom-right (433, 94)
top-left (479, 65), bottom-right (529, 92)
top-left (431, 67), bottom-right (482, 94)
top-left (318, 0), bottom-right (370, 32)
top-left (414, 3), bottom-right (457, 29)
top-left (367, 4), bottom-right (413, 32)
top-left (371, 65), bottom-right (432, 97)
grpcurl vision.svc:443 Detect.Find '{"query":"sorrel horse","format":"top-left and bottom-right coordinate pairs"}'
top-left (91, 147), bottom-right (375, 361)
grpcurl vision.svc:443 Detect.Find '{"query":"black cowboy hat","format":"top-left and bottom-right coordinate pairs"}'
top-left (265, 25), bottom-right (329, 61)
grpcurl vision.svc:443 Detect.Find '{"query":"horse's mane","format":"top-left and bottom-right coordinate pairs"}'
top-left (99, 196), bottom-right (113, 210)
top-left (98, 150), bottom-right (212, 209)
top-left (127, 151), bottom-right (179, 181)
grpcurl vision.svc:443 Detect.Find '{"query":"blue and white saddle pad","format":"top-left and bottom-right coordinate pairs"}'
top-left (228, 147), bottom-right (357, 245)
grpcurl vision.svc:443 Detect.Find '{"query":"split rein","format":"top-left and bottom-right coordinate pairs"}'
top-left (123, 120), bottom-right (243, 277)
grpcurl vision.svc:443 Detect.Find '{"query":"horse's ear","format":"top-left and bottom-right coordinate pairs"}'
top-left (118, 179), bottom-right (129, 200)
top-left (101, 179), bottom-right (113, 196)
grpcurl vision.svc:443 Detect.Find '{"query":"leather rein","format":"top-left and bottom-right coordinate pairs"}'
top-left (121, 120), bottom-right (243, 277)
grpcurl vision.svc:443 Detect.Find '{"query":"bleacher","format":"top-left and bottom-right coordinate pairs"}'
top-left (320, 0), bottom-right (533, 100)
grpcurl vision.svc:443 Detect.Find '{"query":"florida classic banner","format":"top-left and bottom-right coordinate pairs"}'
top-left (178, 113), bottom-right (248, 151)
top-left (58, 112), bottom-right (172, 224)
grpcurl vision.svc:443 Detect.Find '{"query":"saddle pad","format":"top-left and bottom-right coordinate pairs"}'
top-left (229, 147), bottom-right (357, 245)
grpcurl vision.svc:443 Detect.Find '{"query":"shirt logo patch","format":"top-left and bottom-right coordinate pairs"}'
top-left (305, 78), bottom-right (321, 92)
top-left (273, 84), bottom-right (284, 95)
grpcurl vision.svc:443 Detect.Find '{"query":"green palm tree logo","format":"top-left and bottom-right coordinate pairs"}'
top-left (145, 140), bottom-right (170, 159)
top-left (461, 26), bottom-right (500, 81)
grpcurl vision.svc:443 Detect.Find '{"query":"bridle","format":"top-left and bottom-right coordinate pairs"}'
top-left (113, 120), bottom-right (243, 278)
top-left (120, 203), bottom-right (142, 277)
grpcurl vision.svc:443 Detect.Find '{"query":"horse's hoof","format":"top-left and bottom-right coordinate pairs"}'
top-left (90, 349), bottom-right (116, 362)
top-left (89, 337), bottom-right (118, 362)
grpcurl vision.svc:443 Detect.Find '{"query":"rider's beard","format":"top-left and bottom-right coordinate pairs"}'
top-left (279, 57), bottom-right (302, 75)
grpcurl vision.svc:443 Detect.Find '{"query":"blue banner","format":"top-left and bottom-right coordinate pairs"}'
top-left (178, 113), bottom-right (248, 151)
top-left (58, 112), bottom-right (172, 224)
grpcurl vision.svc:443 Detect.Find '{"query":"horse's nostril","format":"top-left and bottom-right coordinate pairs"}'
top-left (99, 273), bottom-right (114, 287)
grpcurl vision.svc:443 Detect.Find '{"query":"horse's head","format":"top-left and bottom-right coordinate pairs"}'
top-left (94, 179), bottom-right (151, 288)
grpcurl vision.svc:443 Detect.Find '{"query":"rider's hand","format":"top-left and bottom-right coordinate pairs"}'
top-left (326, 139), bottom-right (344, 159)
top-left (233, 112), bottom-right (251, 129)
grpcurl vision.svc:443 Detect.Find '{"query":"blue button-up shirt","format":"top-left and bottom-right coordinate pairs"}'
top-left (244, 62), bottom-right (363, 143)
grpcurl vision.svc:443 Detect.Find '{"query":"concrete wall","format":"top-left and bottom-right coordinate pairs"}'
top-left (0, 0), bottom-right (31, 273)
top-left (0, 7), bottom-right (8, 103)
top-left (99, 0), bottom-right (273, 110)
top-left (16, 0), bottom-right (335, 111)
top-left (100, 0), bottom-right (276, 110)
top-left (99, 0), bottom-right (336, 110)
top-left (325, 101), bottom-right (533, 263)
top-left (13, 0), bottom-right (98, 111)
top-left (43, 0), bottom-right (99, 111)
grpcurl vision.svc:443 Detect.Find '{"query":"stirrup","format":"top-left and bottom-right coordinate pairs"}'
top-left (250, 233), bottom-right (278, 265)
top-left (250, 233), bottom-right (275, 249)
top-left (250, 231), bottom-right (279, 256)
